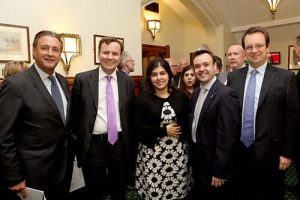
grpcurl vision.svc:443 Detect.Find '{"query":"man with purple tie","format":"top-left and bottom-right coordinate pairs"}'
top-left (70, 37), bottom-right (134, 200)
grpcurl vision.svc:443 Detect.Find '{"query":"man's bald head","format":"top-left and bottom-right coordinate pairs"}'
top-left (226, 44), bottom-right (246, 71)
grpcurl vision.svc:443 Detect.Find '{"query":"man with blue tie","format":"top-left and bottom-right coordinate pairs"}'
top-left (227, 26), bottom-right (300, 200)
top-left (0, 30), bottom-right (72, 200)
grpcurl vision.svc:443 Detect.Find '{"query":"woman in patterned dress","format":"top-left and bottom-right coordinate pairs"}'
top-left (134, 58), bottom-right (193, 200)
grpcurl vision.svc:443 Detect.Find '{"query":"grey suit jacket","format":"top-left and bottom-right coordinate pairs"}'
top-left (70, 67), bottom-right (134, 166)
top-left (227, 64), bottom-right (300, 166)
top-left (0, 65), bottom-right (70, 189)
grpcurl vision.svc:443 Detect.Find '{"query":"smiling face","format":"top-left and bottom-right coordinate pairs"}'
top-left (193, 53), bottom-right (216, 86)
top-left (33, 35), bottom-right (62, 75)
top-left (98, 41), bottom-right (121, 74)
top-left (150, 66), bottom-right (169, 92)
top-left (244, 32), bottom-right (269, 68)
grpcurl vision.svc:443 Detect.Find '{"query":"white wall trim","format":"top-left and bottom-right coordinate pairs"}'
top-left (231, 16), bottom-right (300, 33)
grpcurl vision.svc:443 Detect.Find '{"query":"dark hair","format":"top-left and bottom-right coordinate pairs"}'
top-left (180, 65), bottom-right (199, 90)
top-left (33, 30), bottom-right (63, 50)
top-left (296, 35), bottom-right (300, 42)
top-left (214, 55), bottom-right (223, 71)
top-left (145, 57), bottom-right (175, 93)
top-left (192, 49), bottom-right (216, 64)
top-left (241, 26), bottom-right (270, 49)
top-left (98, 37), bottom-right (124, 54)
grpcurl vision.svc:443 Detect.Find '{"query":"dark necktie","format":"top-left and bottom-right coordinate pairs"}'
top-left (48, 76), bottom-right (65, 123)
top-left (106, 75), bottom-right (118, 145)
top-left (241, 70), bottom-right (257, 147)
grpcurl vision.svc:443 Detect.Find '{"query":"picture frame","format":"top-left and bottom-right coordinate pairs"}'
top-left (0, 23), bottom-right (31, 63)
top-left (288, 45), bottom-right (300, 70)
top-left (93, 34), bottom-right (124, 65)
top-left (269, 52), bottom-right (280, 65)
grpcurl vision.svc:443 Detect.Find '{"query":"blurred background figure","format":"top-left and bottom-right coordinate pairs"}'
top-left (218, 44), bottom-right (246, 84)
top-left (214, 55), bottom-right (223, 75)
top-left (164, 57), bottom-right (178, 86)
top-left (3, 60), bottom-right (28, 80)
top-left (118, 51), bottom-right (135, 75)
top-left (197, 44), bottom-right (211, 51)
top-left (175, 57), bottom-right (189, 88)
top-left (180, 65), bottom-right (198, 100)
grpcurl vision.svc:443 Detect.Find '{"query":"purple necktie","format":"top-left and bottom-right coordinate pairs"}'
top-left (106, 75), bottom-right (118, 145)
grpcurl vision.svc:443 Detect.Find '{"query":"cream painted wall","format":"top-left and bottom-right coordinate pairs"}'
top-left (142, 0), bottom-right (185, 60)
top-left (0, 0), bottom-right (142, 77)
top-left (141, 0), bottom-right (220, 64)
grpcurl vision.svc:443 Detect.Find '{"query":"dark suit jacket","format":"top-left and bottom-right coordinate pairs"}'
top-left (0, 65), bottom-right (70, 190)
top-left (227, 64), bottom-right (300, 167)
top-left (190, 80), bottom-right (241, 181)
top-left (70, 68), bottom-right (134, 166)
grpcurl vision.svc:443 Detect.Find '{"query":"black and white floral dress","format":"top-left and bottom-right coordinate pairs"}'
top-left (135, 91), bottom-right (193, 200)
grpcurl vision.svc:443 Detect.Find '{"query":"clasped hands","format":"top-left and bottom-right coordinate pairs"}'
top-left (166, 122), bottom-right (181, 139)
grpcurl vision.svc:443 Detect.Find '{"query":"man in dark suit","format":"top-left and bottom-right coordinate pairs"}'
top-left (294, 34), bottom-right (300, 199)
top-left (190, 49), bottom-right (241, 200)
top-left (71, 37), bottom-right (134, 200)
top-left (0, 30), bottom-right (72, 200)
top-left (227, 26), bottom-right (300, 200)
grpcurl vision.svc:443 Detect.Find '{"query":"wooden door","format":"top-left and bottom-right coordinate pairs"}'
top-left (142, 44), bottom-right (170, 76)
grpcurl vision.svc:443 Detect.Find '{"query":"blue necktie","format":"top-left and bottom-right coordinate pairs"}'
top-left (48, 76), bottom-right (65, 123)
top-left (241, 70), bottom-right (257, 147)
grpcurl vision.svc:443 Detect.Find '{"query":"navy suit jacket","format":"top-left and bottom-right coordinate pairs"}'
top-left (190, 80), bottom-right (241, 181)
top-left (0, 65), bottom-right (70, 189)
top-left (227, 64), bottom-right (300, 167)
top-left (70, 67), bottom-right (134, 166)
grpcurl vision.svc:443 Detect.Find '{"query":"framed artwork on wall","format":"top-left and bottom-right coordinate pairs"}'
top-left (288, 45), bottom-right (300, 70)
top-left (0, 23), bottom-right (31, 63)
top-left (269, 52), bottom-right (280, 65)
top-left (93, 34), bottom-right (124, 65)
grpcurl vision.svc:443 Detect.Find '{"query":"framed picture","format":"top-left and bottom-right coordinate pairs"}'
top-left (288, 45), bottom-right (300, 70)
top-left (93, 34), bottom-right (124, 65)
top-left (0, 23), bottom-right (31, 63)
top-left (269, 52), bottom-right (280, 65)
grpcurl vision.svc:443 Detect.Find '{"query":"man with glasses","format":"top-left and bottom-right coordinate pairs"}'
top-left (294, 35), bottom-right (300, 199)
top-left (227, 26), bottom-right (300, 200)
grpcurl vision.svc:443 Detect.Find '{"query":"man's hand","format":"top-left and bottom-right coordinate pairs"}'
top-left (279, 156), bottom-right (291, 170)
top-left (9, 180), bottom-right (27, 198)
top-left (211, 176), bottom-right (225, 187)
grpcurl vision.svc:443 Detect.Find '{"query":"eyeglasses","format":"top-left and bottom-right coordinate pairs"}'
top-left (245, 44), bottom-right (266, 52)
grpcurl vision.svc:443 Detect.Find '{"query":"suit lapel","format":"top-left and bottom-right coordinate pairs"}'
top-left (257, 64), bottom-right (275, 108)
top-left (88, 68), bottom-right (99, 110)
top-left (197, 81), bottom-right (218, 125)
top-left (236, 67), bottom-right (248, 106)
top-left (117, 71), bottom-right (125, 111)
top-left (56, 73), bottom-right (71, 121)
top-left (29, 66), bottom-right (62, 120)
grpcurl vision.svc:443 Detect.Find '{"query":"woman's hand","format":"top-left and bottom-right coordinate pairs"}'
top-left (166, 122), bottom-right (182, 138)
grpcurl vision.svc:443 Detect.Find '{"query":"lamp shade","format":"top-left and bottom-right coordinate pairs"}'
top-left (59, 33), bottom-right (81, 74)
top-left (266, 0), bottom-right (281, 19)
top-left (147, 19), bottom-right (161, 39)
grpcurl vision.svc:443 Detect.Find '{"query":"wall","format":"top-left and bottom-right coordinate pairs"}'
top-left (141, 0), bottom-right (185, 59)
top-left (0, 0), bottom-right (142, 77)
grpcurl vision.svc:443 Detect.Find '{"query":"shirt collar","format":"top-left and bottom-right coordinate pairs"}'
top-left (98, 66), bottom-right (117, 81)
top-left (248, 61), bottom-right (267, 75)
top-left (200, 75), bottom-right (216, 91)
top-left (34, 64), bottom-right (55, 81)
